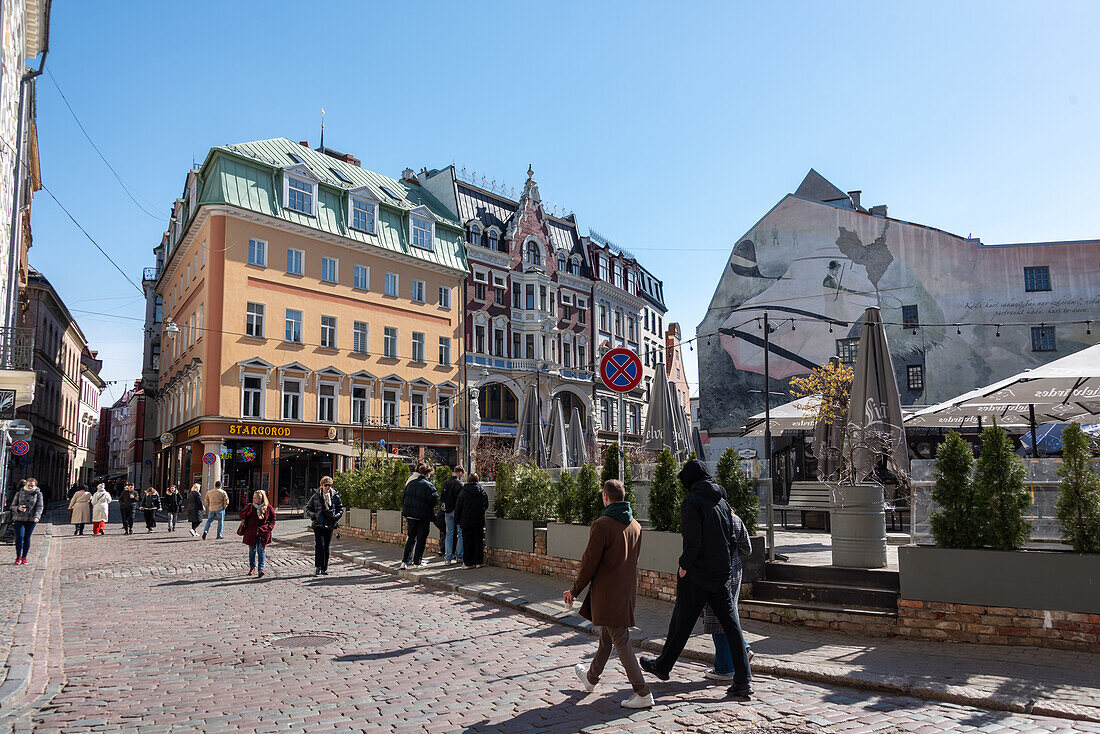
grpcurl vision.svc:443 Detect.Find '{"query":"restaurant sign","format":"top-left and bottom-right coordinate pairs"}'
top-left (228, 423), bottom-right (293, 437)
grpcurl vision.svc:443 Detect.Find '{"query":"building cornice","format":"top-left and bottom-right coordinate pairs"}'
top-left (592, 281), bottom-right (646, 310)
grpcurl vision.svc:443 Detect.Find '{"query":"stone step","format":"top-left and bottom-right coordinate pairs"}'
top-left (764, 562), bottom-right (901, 591)
top-left (749, 579), bottom-right (899, 611)
top-left (740, 597), bottom-right (898, 621)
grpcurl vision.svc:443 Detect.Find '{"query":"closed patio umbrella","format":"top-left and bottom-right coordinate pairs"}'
top-left (568, 407), bottom-right (588, 467)
top-left (546, 398), bottom-right (568, 468)
top-left (845, 307), bottom-right (908, 484)
top-left (644, 363), bottom-right (688, 458)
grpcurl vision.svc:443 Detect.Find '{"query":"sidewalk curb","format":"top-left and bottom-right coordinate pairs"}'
top-left (0, 522), bottom-right (53, 712)
top-left (275, 536), bottom-right (1099, 725)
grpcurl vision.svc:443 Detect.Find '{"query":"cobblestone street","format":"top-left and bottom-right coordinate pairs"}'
top-left (1, 520), bottom-right (1098, 733)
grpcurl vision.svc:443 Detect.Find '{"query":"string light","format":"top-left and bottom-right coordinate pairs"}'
top-left (1088, 321), bottom-right (1093, 335)
top-left (996, 325), bottom-right (1001, 337)
top-left (957, 326), bottom-right (961, 335)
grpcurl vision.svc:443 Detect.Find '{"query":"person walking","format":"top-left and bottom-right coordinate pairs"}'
top-left (140, 487), bottom-right (162, 532)
top-left (400, 463), bottom-right (437, 569)
top-left (162, 485), bottom-right (182, 532)
top-left (90, 483), bottom-right (112, 535)
top-left (8, 477), bottom-right (44, 564)
top-left (440, 466), bottom-right (465, 565)
top-left (454, 472), bottom-right (488, 569)
top-left (68, 485), bottom-right (93, 535)
top-left (202, 480), bottom-right (229, 540)
top-left (702, 508), bottom-right (754, 681)
top-left (240, 490), bottom-right (276, 578)
top-left (565, 479), bottom-right (652, 709)
top-left (118, 482), bottom-right (138, 535)
top-left (640, 459), bottom-right (753, 699)
top-left (184, 483), bottom-right (204, 536)
top-left (305, 476), bottom-right (344, 576)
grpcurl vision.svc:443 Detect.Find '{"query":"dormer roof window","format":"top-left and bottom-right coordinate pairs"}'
top-left (349, 187), bottom-right (380, 235)
top-left (282, 163), bottom-right (319, 216)
top-left (409, 205), bottom-right (436, 251)
top-left (467, 221), bottom-right (482, 246)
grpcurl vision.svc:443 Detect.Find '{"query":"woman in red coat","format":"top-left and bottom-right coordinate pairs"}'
top-left (240, 490), bottom-right (276, 578)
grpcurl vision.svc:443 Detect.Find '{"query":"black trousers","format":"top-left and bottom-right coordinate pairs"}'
top-left (143, 510), bottom-right (157, 529)
top-left (314, 527), bottom-right (333, 571)
top-left (403, 518), bottom-right (430, 565)
top-left (190, 520), bottom-right (201, 531)
top-left (121, 508), bottom-right (135, 532)
top-left (654, 575), bottom-right (751, 685)
top-left (461, 525), bottom-right (484, 567)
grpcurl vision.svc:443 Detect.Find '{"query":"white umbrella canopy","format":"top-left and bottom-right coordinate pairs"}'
top-left (546, 399), bottom-right (568, 468)
top-left (567, 407), bottom-right (588, 467)
top-left (644, 363), bottom-right (688, 458)
top-left (845, 307), bottom-right (908, 483)
top-left (741, 395), bottom-right (822, 437)
top-left (517, 383), bottom-right (545, 464)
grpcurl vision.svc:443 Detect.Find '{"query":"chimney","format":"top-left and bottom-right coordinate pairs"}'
top-left (341, 153), bottom-right (361, 167)
top-left (870, 204), bottom-right (888, 218)
top-left (299, 141), bottom-right (310, 148)
top-left (401, 167), bottom-right (417, 184)
top-left (848, 190), bottom-right (862, 209)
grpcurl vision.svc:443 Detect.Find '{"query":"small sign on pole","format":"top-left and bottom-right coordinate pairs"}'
top-left (599, 348), bottom-right (641, 482)
top-left (11, 440), bottom-right (29, 456)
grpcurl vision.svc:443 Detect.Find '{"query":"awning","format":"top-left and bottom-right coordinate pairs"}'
top-left (481, 424), bottom-right (518, 436)
top-left (280, 441), bottom-right (357, 458)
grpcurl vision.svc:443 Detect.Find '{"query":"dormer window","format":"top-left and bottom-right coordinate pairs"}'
top-left (351, 196), bottom-right (376, 233)
top-left (525, 240), bottom-right (541, 266)
top-left (598, 254), bottom-right (609, 282)
top-left (411, 214), bottom-right (434, 251)
top-left (614, 262), bottom-right (623, 289)
top-left (468, 222), bottom-right (482, 246)
top-left (285, 174), bottom-right (316, 215)
top-left (487, 228), bottom-right (501, 252)
top-left (557, 251), bottom-right (566, 272)
top-left (626, 268), bottom-right (635, 294)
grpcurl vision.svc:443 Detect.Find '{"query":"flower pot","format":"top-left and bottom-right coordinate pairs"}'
top-left (831, 483), bottom-right (887, 569)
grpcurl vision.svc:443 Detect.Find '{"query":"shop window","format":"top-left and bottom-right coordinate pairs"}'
top-left (479, 383), bottom-right (518, 423)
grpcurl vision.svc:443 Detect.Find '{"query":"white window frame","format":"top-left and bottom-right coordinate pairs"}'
top-left (384, 272), bottom-right (399, 297)
top-left (246, 302), bottom-right (265, 338)
top-left (438, 394), bottom-right (452, 430)
top-left (384, 327), bottom-right (398, 358)
top-left (241, 374), bottom-right (265, 419)
top-left (354, 264), bottom-right (370, 291)
top-left (438, 336), bottom-right (451, 366)
top-left (286, 247), bottom-right (305, 276)
top-left (411, 332), bottom-right (426, 363)
top-left (410, 391), bottom-right (427, 429)
top-left (382, 387), bottom-right (399, 426)
top-left (320, 315), bottom-right (337, 349)
top-left (351, 384), bottom-right (370, 424)
top-left (410, 213), bottom-right (434, 251)
top-left (350, 195), bottom-right (377, 234)
top-left (284, 171), bottom-right (318, 216)
top-left (473, 269), bottom-right (488, 284)
top-left (285, 309), bottom-right (303, 344)
top-left (321, 256), bottom-right (339, 284)
top-left (353, 321), bottom-right (369, 354)
top-left (318, 381), bottom-right (338, 423)
top-left (412, 279), bottom-right (426, 304)
top-left (438, 286), bottom-right (451, 309)
top-left (281, 377), bottom-right (303, 421)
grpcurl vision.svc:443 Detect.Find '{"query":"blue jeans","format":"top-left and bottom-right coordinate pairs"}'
top-left (444, 512), bottom-right (463, 562)
top-left (711, 590), bottom-right (753, 675)
top-left (203, 509), bottom-right (225, 538)
top-left (14, 521), bottom-right (34, 559)
top-left (249, 542), bottom-right (266, 571)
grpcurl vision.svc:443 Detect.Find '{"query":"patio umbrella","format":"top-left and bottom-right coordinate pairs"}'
top-left (517, 383), bottom-right (545, 464)
top-left (643, 363), bottom-right (687, 458)
top-left (568, 407), bottom-right (588, 467)
top-left (672, 385), bottom-right (693, 457)
top-left (741, 394), bottom-right (822, 436)
top-left (546, 398), bottom-right (568, 468)
top-left (845, 307), bottom-right (908, 484)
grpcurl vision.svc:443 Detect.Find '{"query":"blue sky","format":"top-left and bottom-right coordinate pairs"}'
top-left (30, 1), bottom-right (1100, 401)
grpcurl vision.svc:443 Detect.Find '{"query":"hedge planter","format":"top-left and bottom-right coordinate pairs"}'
top-left (486, 518), bottom-right (535, 553)
top-left (546, 522), bottom-right (591, 560)
top-left (347, 508), bottom-right (372, 531)
top-left (375, 509), bottom-right (403, 534)
top-left (639, 529), bottom-right (682, 575)
top-left (899, 545), bottom-right (1100, 614)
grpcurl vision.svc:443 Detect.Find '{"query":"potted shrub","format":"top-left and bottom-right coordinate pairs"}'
top-left (1056, 422), bottom-right (1100, 552)
top-left (375, 459), bottom-right (409, 534)
top-left (716, 447), bottom-right (766, 581)
top-left (547, 464), bottom-right (601, 559)
top-left (487, 461), bottom-right (551, 553)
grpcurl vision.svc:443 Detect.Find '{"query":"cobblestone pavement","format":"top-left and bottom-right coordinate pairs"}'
top-left (3, 523), bottom-right (1100, 733)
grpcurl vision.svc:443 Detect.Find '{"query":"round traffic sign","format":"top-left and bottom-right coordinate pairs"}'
top-left (7, 419), bottom-right (33, 439)
top-left (600, 348), bottom-right (643, 393)
top-left (202, 452), bottom-right (218, 465)
top-left (160, 432), bottom-right (174, 445)
top-left (11, 440), bottom-right (29, 456)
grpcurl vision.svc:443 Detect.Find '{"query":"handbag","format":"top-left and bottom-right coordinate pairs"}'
top-left (236, 517), bottom-right (247, 536)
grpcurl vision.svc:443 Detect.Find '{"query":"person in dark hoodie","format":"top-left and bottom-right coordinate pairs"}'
top-left (453, 472), bottom-right (488, 569)
top-left (565, 479), bottom-right (652, 710)
top-left (400, 463), bottom-right (438, 569)
top-left (440, 466), bottom-right (465, 565)
top-left (641, 459), bottom-right (753, 699)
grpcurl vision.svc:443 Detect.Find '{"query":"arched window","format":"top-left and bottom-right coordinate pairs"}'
top-left (557, 252), bottom-right (566, 272)
top-left (570, 256), bottom-right (581, 275)
top-left (467, 222), bottom-right (482, 246)
top-left (526, 241), bottom-right (541, 266)
top-left (479, 383), bottom-right (518, 423)
top-left (487, 229), bottom-right (500, 251)
top-left (557, 391), bottom-right (586, 429)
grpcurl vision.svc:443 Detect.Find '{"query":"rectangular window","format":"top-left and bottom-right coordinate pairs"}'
top-left (411, 393), bottom-right (426, 428)
top-left (907, 365), bottom-right (924, 392)
top-left (628, 404), bottom-right (640, 434)
top-left (383, 389), bottom-right (398, 426)
top-left (512, 289), bottom-right (521, 309)
top-left (412, 332), bottom-right (426, 362)
top-left (475, 324), bottom-right (486, 354)
top-left (513, 333), bottom-right (521, 359)
top-left (385, 272), bottom-right (398, 296)
top-left (601, 398), bottom-right (614, 431)
top-left (493, 327), bottom-right (505, 357)
top-left (495, 288), bottom-right (506, 306)
top-left (1024, 266), bottom-right (1051, 292)
top-left (320, 315), bottom-right (337, 348)
top-left (245, 302), bottom-right (264, 338)
top-left (247, 238), bottom-right (267, 266)
top-left (352, 386), bottom-right (369, 424)
top-left (282, 379), bottom-right (302, 420)
top-left (287, 176), bottom-right (314, 214)
top-left (438, 396), bottom-right (452, 430)
top-left (578, 344), bottom-right (587, 370)
top-left (353, 321), bottom-right (369, 354)
top-left (286, 248), bottom-right (304, 276)
top-left (411, 216), bottom-right (433, 250)
top-left (285, 309), bottom-right (303, 343)
top-left (321, 257), bottom-right (338, 283)
top-left (540, 285), bottom-right (547, 312)
top-left (526, 284), bottom-right (535, 310)
top-left (354, 264), bottom-right (369, 291)
top-left (384, 327), bottom-right (398, 358)
top-left (525, 334), bottom-right (535, 359)
top-left (902, 304), bottom-right (919, 329)
top-left (412, 279), bottom-right (426, 303)
top-left (242, 376), bottom-right (263, 418)
top-left (318, 383), bottom-right (337, 422)
top-left (475, 283), bottom-right (486, 301)
top-left (438, 286), bottom-right (451, 309)
top-left (837, 337), bottom-right (860, 364)
top-left (1031, 325), bottom-right (1056, 352)
top-left (351, 198), bottom-right (376, 232)
top-left (439, 336), bottom-right (451, 366)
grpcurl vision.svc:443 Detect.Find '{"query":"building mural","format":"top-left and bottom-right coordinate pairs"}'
top-left (698, 170), bottom-right (1100, 446)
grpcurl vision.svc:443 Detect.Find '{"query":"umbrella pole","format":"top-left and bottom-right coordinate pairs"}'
top-left (764, 311), bottom-right (775, 562)
top-left (1029, 404), bottom-right (1038, 458)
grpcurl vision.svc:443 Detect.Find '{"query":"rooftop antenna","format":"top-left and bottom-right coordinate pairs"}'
top-left (320, 107), bottom-right (325, 150)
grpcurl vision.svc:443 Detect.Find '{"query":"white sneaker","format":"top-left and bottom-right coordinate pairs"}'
top-left (622, 692), bottom-right (654, 709)
top-left (747, 647), bottom-right (756, 663)
top-left (704, 669), bottom-right (735, 681)
top-left (574, 664), bottom-right (595, 693)
top-left (399, 562), bottom-right (407, 570)
top-left (189, 529), bottom-right (197, 537)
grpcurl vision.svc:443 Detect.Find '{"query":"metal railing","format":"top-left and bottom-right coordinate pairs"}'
top-left (0, 326), bottom-right (35, 370)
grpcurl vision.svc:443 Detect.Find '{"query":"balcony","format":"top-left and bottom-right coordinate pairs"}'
top-left (0, 327), bottom-right (35, 370)
top-left (464, 354), bottom-right (594, 382)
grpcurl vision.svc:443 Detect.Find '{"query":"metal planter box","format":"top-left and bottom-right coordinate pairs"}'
top-left (347, 508), bottom-right (372, 531)
top-left (375, 509), bottom-right (403, 534)
top-left (899, 545), bottom-right (1100, 614)
top-left (486, 518), bottom-right (535, 553)
top-left (546, 522), bottom-right (592, 560)
top-left (639, 529), bottom-right (682, 575)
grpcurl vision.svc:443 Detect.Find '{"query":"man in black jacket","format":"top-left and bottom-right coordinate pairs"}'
top-left (641, 459), bottom-right (753, 698)
top-left (440, 466), bottom-right (465, 565)
top-left (401, 462), bottom-right (438, 569)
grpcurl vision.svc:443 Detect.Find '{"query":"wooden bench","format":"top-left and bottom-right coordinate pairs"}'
top-left (774, 481), bottom-right (833, 530)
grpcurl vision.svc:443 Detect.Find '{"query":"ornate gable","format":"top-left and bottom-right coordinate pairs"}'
top-left (505, 165), bottom-right (556, 273)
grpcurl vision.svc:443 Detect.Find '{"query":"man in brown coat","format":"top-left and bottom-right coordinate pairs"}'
top-left (563, 479), bottom-right (653, 709)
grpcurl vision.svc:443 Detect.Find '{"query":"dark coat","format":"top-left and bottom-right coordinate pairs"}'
top-left (118, 489), bottom-right (138, 509)
top-left (570, 514), bottom-right (642, 628)
top-left (162, 493), bottom-right (183, 513)
top-left (440, 477), bottom-right (464, 513)
top-left (184, 491), bottom-right (204, 523)
top-left (402, 476), bottom-right (438, 521)
top-left (140, 493), bottom-right (162, 511)
top-left (8, 487), bottom-right (44, 523)
top-left (703, 510), bottom-right (752, 634)
top-left (305, 490), bottom-right (344, 529)
top-left (677, 460), bottom-right (740, 593)
top-left (239, 503), bottom-right (276, 546)
top-left (454, 482), bottom-right (489, 529)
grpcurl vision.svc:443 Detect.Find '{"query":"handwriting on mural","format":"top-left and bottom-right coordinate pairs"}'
top-left (964, 296), bottom-right (1100, 316)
